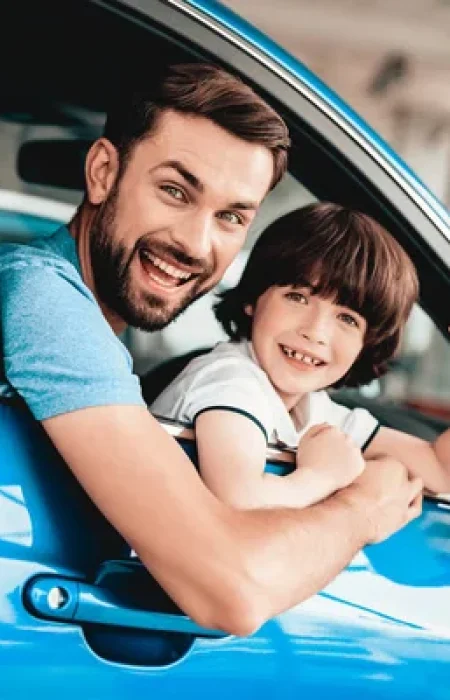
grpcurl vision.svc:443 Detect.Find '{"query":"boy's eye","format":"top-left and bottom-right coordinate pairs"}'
top-left (338, 312), bottom-right (359, 328)
top-left (161, 184), bottom-right (186, 201)
top-left (285, 291), bottom-right (308, 304)
top-left (217, 211), bottom-right (244, 225)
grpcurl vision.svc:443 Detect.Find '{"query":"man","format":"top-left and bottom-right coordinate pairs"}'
top-left (0, 63), bottom-right (422, 636)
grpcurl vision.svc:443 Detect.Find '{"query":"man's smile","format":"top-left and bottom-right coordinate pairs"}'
top-left (138, 248), bottom-right (204, 293)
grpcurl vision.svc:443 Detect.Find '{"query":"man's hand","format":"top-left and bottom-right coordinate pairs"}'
top-left (338, 455), bottom-right (423, 544)
top-left (296, 423), bottom-right (365, 492)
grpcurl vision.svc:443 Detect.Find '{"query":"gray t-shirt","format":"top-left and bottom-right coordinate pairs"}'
top-left (0, 226), bottom-right (144, 419)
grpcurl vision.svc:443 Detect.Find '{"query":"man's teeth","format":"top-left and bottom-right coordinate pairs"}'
top-left (281, 345), bottom-right (322, 366)
top-left (142, 251), bottom-right (192, 280)
top-left (147, 272), bottom-right (177, 288)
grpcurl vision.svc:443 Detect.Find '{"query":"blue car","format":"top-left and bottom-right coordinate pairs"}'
top-left (1, 1), bottom-right (450, 698)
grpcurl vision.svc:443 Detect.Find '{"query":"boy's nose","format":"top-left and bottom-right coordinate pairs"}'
top-left (298, 330), bottom-right (327, 346)
top-left (296, 313), bottom-right (330, 345)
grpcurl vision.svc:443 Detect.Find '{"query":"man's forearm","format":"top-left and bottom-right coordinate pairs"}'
top-left (212, 455), bottom-right (422, 634)
top-left (135, 489), bottom-right (368, 637)
top-left (231, 491), bottom-right (368, 621)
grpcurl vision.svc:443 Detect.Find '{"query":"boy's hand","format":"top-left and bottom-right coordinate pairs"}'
top-left (296, 423), bottom-right (365, 492)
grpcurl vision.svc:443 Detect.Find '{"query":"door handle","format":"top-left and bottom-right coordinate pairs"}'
top-left (24, 574), bottom-right (227, 638)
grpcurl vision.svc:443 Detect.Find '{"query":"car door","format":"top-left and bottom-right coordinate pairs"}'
top-left (1, 403), bottom-right (297, 700)
top-left (264, 493), bottom-right (450, 698)
top-left (1, 0), bottom-right (450, 698)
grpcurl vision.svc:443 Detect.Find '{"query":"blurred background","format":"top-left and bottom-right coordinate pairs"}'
top-left (224, 0), bottom-right (450, 207)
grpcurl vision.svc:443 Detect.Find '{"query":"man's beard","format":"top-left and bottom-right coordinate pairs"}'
top-left (89, 188), bottom-right (214, 332)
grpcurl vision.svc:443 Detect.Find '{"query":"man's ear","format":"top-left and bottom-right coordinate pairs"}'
top-left (85, 138), bottom-right (119, 205)
top-left (244, 303), bottom-right (254, 316)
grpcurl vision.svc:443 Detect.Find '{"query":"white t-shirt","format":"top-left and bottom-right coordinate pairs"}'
top-left (151, 340), bottom-right (379, 450)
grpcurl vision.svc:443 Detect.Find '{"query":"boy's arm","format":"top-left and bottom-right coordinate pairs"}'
top-left (43, 404), bottom-right (423, 636)
top-left (365, 426), bottom-right (450, 494)
top-left (196, 409), bottom-right (299, 507)
top-left (433, 429), bottom-right (450, 491)
top-left (196, 412), bottom-right (365, 509)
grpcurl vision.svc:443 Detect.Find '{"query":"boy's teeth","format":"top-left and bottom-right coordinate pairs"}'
top-left (281, 345), bottom-right (321, 365)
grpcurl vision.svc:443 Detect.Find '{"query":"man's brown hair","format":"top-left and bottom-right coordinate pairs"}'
top-left (215, 202), bottom-right (419, 388)
top-left (104, 63), bottom-right (290, 189)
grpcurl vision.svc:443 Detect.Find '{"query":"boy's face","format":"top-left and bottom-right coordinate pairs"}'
top-left (246, 284), bottom-right (366, 410)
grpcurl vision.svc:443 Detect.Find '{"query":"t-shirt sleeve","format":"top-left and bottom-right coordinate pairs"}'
top-left (151, 355), bottom-right (274, 442)
top-left (0, 261), bottom-right (145, 420)
top-left (315, 392), bottom-right (380, 450)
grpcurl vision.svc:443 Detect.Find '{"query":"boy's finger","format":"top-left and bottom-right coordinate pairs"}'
top-left (408, 491), bottom-right (423, 519)
top-left (303, 423), bottom-right (332, 438)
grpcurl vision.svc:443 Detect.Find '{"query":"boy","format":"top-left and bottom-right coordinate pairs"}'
top-left (151, 202), bottom-right (450, 508)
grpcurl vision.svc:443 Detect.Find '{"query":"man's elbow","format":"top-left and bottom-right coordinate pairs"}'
top-left (198, 584), bottom-right (269, 637)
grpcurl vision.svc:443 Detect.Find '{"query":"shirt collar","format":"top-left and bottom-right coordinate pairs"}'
top-left (36, 225), bottom-right (82, 278)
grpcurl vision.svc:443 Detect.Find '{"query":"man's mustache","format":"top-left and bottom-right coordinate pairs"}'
top-left (135, 237), bottom-right (213, 277)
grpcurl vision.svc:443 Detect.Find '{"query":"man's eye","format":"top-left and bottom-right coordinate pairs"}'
top-left (285, 291), bottom-right (308, 304)
top-left (339, 312), bottom-right (359, 328)
top-left (218, 211), bottom-right (243, 225)
top-left (161, 185), bottom-right (186, 201)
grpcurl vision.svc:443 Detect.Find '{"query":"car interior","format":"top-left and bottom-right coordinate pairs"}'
top-left (1, 0), bottom-right (450, 492)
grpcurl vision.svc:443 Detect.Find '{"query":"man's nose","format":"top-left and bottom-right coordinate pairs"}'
top-left (176, 212), bottom-right (214, 262)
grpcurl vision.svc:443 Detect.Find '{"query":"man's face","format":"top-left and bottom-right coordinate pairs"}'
top-left (89, 110), bottom-right (274, 331)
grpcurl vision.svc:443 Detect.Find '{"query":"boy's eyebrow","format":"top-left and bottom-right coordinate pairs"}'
top-left (292, 281), bottom-right (317, 293)
top-left (155, 159), bottom-right (259, 211)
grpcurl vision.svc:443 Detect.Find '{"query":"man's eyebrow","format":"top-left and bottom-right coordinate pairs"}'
top-left (157, 160), bottom-right (204, 193)
top-left (229, 200), bottom-right (259, 212)
top-left (156, 160), bottom-right (259, 211)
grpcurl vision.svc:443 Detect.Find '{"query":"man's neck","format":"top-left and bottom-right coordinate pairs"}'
top-left (68, 206), bottom-right (127, 335)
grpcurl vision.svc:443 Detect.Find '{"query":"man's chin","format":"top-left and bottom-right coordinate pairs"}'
top-left (123, 295), bottom-right (194, 332)
top-left (114, 275), bottom-right (215, 332)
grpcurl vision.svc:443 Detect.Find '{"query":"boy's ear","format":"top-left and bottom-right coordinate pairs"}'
top-left (244, 304), bottom-right (254, 317)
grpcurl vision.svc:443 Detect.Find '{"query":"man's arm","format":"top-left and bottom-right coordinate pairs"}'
top-left (43, 404), bottom-right (423, 637)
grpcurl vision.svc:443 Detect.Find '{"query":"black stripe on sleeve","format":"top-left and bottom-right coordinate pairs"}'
top-left (194, 405), bottom-right (268, 443)
top-left (362, 422), bottom-right (381, 452)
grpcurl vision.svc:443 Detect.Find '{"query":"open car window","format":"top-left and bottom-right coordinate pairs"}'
top-left (1, 0), bottom-right (450, 472)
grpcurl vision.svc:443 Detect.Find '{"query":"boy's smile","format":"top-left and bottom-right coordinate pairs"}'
top-left (279, 343), bottom-right (326, 367)
top-left (246, 285), bottom-right (366, 410)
